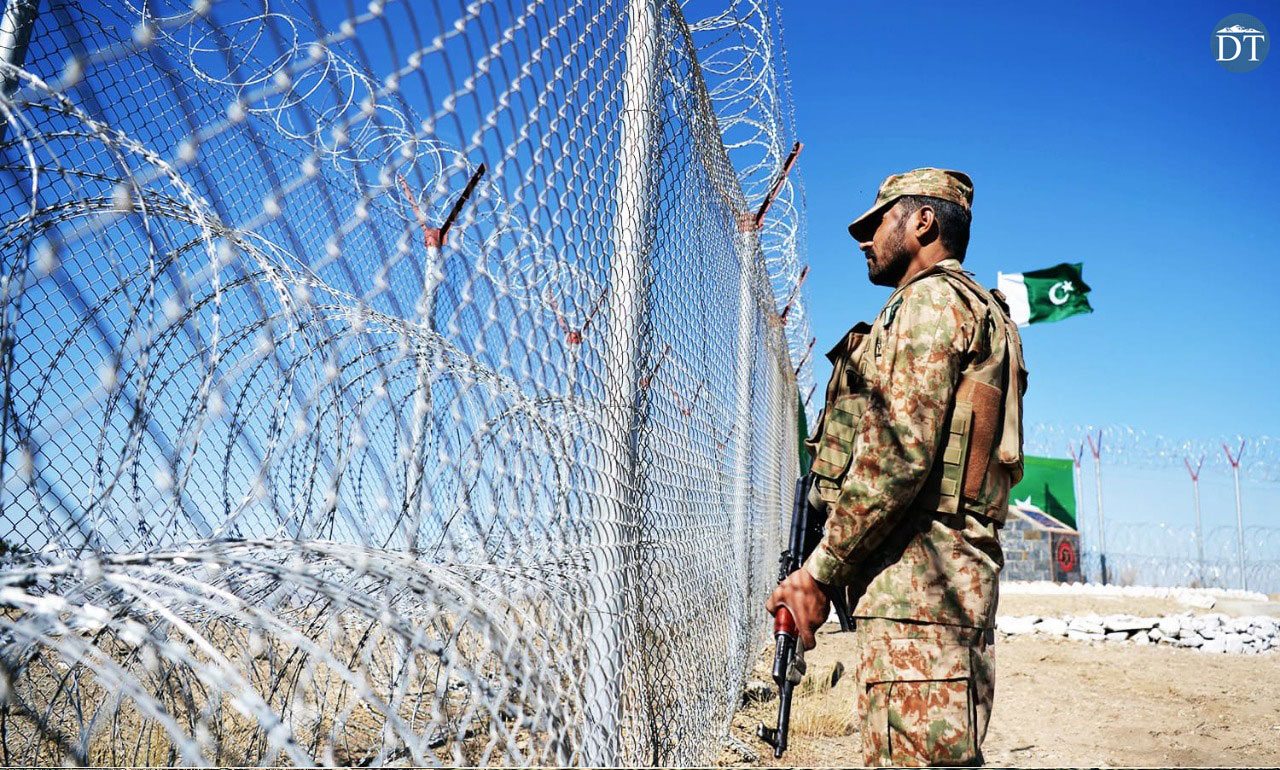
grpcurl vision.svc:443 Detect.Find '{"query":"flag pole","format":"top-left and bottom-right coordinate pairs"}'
top-left (1086, 430), bottom-right (1107, 585)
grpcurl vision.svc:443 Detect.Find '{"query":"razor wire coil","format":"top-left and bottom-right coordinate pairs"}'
top-left (0, 0), bottom-right (812, 764)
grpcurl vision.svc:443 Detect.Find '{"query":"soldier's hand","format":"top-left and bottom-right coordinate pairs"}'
top-left (764, 567), bottom-right (831, 651)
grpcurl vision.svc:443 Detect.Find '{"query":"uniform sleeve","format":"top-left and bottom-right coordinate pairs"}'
top-left (804, 277), bottom-right (974, 586)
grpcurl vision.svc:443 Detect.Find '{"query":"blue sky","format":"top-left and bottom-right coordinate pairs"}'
top-left (783, 1), bottom-right (1279, 440)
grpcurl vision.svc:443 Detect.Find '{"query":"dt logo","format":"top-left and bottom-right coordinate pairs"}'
top-left (1214, 14), bottom-right (1269, 72)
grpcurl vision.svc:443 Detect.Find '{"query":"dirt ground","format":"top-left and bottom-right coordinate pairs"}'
top-left (721, 593), bottom-right (1280, 768)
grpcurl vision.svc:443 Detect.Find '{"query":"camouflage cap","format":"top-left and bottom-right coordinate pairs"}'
top-left (847, 168), bottom-right (974, 241)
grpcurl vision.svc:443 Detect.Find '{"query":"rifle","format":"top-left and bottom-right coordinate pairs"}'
top-left (756, 474), bottom-right (853, 758)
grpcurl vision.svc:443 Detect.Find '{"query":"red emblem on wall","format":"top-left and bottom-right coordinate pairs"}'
top-left (1055, 538), bottom-right (1078, 574)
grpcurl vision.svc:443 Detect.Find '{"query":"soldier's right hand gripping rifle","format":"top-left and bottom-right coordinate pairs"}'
top-left (756, 475), bottom-right (853, 758)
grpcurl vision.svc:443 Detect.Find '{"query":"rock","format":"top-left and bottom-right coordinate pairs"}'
top-left (998, 616), bottom-right (1039, 635)
top-left (1199, 626), bottom-right (1223, 640)
top-left (1223, 635), bottom-right (1246, 655)
top-left (1177, 593), bottom-right (1216, 609)
top-left (1066, 629), bottom-right (1104, 642)
top-left (1228, 618), bottom-right (1253, 634)
top-left (1035, 618), bottom-right (1069, 636)
top-left (742, 679), bottom-right (775, 704)
top-left (722, 734), bottom-right (760, 763)
top-left (1157, 617), bottom-right (1182, 635)
top-left (1202, 637), bottom-right (1227, 654)
top-left (1105, 631), bottom-right (1130, 642)
top-left (1069, 617), bottom-right (1106, 635)
top-left (1148, 628), bottom-right (1165, 642)
top-left (1104, 616), bottom-right (1154, 633)
top-left (827, 661), bottom-right (846, 689)
top-left (1174, 633), bottom-right (1204, 648)
top-left (1133, 630), bottom-right (1151, 645)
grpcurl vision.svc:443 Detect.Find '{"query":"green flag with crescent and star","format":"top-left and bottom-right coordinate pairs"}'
top-left (997, 262), bottom-right (1093, 326)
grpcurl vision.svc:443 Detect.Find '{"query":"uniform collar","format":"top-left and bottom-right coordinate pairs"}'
top-left (891, 257), bottom-right (966, 297)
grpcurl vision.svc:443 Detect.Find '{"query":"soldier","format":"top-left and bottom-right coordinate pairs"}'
top-left (765, 168), bottom-right (1027, 767)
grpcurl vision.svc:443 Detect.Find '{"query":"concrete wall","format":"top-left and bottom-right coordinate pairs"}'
top-left (1001, 515), bottom-right (1082, 583)
top-left (1002, 515), bottom-right (1054, 581)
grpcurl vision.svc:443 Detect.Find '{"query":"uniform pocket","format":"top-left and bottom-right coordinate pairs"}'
top-left (861, 639), bottom-right (978, 767)
top-left (810, 395), bottom-right (863, 481)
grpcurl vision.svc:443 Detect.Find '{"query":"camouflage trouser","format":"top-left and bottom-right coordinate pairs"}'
top-left (853, 618), bottom-right (995, 767)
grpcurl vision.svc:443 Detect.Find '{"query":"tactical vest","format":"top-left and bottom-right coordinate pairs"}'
top-left (805, 262), bottom-right (1026, 524)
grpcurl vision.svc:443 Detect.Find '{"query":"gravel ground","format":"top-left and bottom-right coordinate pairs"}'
top-left (721, 589), bottom-right (1280, 767)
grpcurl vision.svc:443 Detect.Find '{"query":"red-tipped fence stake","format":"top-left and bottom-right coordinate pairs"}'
top-left (1223, 439), bottom-right (1248, 590)
top-left (1184, 455), bottom-right (1206, 586)
top-left (398, 163), bottom-right (487, 248)
top-left (1085, 430), bottom-right (1108, 585)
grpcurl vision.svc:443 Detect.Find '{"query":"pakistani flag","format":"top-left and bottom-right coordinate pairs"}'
top-left (1009, 455), bottom-right (1077, 528)
top-left (997, 262), bottom-right (1093, 326)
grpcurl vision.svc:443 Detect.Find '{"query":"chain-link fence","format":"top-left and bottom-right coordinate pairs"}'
top-left (0, 0), bottom-right (811, 764)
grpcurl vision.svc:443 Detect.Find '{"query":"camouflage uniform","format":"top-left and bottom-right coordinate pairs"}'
top-left (803, 169), bottom-right (1026, 767)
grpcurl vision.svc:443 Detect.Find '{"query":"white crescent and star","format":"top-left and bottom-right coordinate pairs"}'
top-left (1048, 280), bottom-right (1075, 305)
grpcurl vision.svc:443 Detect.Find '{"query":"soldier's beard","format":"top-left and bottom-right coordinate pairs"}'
top-left (867, 220), bottom-right (911, 287)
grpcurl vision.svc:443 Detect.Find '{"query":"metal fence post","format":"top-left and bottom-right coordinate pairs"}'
top-left (1223, 440), bottom-right (1247, 591)
top-left (1086, 431), bottom-right (1108, 585)
top-left (728, 225), bottom-right (758, 683)
top-left (584, 0), bottom-right (660, 763)
top-left (0, 0), bottom-right (40, 145)
top-left (1184, 455), bottom-right (1205, 587)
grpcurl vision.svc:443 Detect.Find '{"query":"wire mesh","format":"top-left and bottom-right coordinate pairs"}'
top-left (0, 0), bottom-right (810, 764)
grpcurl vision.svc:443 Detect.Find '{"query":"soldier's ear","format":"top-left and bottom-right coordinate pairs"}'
top-left (913, 205), bottom-right (935, 234)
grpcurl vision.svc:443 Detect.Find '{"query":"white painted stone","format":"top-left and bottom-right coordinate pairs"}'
top-left (999, 580), bottom-right (1268, 603)
top-left (1035, 618), bottom-right (1069, 636)
top-left (1105, 631), bottom-right (1130, 642)
top-left (1104, 616), bottom-right (1154, 633)
top-left (1069, 617), bottom-right (1106, 635)
top-left (1201, 638), bottom-right (1227, 654)
top-left (1065, 629), bottom-right (1104, 642)
top-left (1157, 617), bottom-right (1182, 635)
top-left (1224, 635), bottom-right (1246, 655)
top-left (997, 616), bottom-right (1039, 635)
top-left (1177, 593), bottom-right (1216, 609)
top-left (1133, 630), bottom-right (1151, 645)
